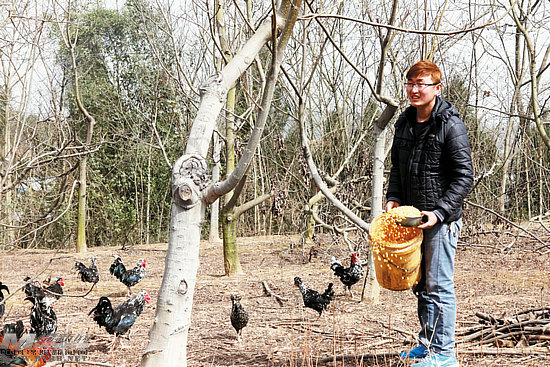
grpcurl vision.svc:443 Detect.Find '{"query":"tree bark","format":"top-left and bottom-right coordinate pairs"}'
top-left (208, 129), bottom-right (222, 243)
top-left (222, 215), bottom-right (242, 274)
top-left (76, 156), bottom-right (88, 253)
top-left (1, 84), bottom-right (15, 246)
top-left (221, 83), bottom-right (242, 273)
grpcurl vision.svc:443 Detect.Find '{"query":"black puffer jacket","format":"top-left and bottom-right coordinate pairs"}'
top-left (386, 96), bottom-right (474, 223)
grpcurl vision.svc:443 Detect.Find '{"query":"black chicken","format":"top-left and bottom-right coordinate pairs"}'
top-left (330, 252), bottom-right (364, 298)
top-left (26, 296), bottom-right (57, 338)
top-left (0, 282), bottom-right (9, 318)
top-left (294, 277), bottom-right (334, 317)
top-left (89, 290), bottom-right (151, 348)
top-left (230, 294), bottom-right (249, 341)
top-left (109, 255), bottom-right (146, 296)
top-left (43, 277), bottom-right (64, 306)
top-left (23, 276), bottom-right (64, 307)
top-left (73, 256), bottom-right (100, 284)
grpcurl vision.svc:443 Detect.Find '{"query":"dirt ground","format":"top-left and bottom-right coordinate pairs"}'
top-left (1, 231), bottom-right (550, 366)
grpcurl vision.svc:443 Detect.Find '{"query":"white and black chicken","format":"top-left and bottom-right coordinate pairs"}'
top-left (330, 252), bottom-right (364, 298)
top-left (109, 255), bottom-right (146, 296)
top-left (294, 277), bottom-right (334, 318)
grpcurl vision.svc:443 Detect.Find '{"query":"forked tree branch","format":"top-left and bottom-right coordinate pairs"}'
top-left (203, 0), bottom-right (303, 204)
top-left (297, 99), bottom-right (370, 233)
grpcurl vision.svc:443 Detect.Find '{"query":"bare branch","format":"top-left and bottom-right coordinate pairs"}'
top-left (301, 4), bottom-right (515, 36)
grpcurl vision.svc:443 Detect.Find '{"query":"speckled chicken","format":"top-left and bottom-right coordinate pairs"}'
top-left (73, 256), bottom-right (100, 284)
top-left (23, 276), bottom-right (64, 307)
top-left (89, 290), bottom-right (151, 348)
top-left (294, 277), bottom-right (334, 317)
top-left (26, 296), bottom-right (57, 337)
top-left (23, 277), bottom-right (44, 299)
top-left (331, 252), bottom-right (364, 298)
top-left (0, 282), bottom-right (9, 318)
top-left (230, 294), bottom-right (249, 341)
top-left (109, 255), bottom-right (146, 296)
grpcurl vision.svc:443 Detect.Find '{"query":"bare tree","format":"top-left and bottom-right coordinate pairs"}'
top-left (510, 0), bottom-right (550, 150)
top-left (0, 0), bottom-right (80, 250)
top-left (294, 0), bottom-right (401, 301)
top-left (55, 0), bottom-right (99, 253)
top-left (212, 0), bottom-right (278, 275)
top-left (140, 0), bottom-right (301, 364)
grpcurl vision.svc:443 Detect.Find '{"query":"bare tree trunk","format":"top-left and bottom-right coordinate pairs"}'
top-left (215, 0), bottom-right (246, 273)
top-left (499, 17), bottom-right (524, 214)
top-left (365, 123), bottom-right (388, 302)
top-left (539, 147), bottom-right (544, 218)
top-left (62, 5), bottom-right (97, 253)
top-left (76, 156), bottom-right (88, 252)
top-left (221, 85), bottom-right (243, 275)
top-left (1, 85), bottom-right (15, 246)
top-left (363, 0), bottom-right (399, 302)
top-left (146, 140), bottom-right (153, 245)
top-left (223, 217), bottom-right (240, 273)
top-left (208, 129), bottom-right (222, 243)
top-left (526, 153), bottom-right (531, 218)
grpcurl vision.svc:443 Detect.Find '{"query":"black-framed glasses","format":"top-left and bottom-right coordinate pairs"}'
top-left (405, 82), bottom-right (440, 89)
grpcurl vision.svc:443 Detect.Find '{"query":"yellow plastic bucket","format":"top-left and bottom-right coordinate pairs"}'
top-left (369, 208), bottom-right (423, 291)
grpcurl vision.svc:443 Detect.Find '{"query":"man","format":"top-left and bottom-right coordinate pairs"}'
top-left (386, 60), bottom-right (474, 367)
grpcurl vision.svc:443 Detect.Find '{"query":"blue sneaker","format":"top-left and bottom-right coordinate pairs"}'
top-left (412, 354), bottom-right (459, 367)
top-left (399, 345), bottom-right (429, 359)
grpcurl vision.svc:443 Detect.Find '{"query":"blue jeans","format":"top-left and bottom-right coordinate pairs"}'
top-left (413, 219), bottom-right (461, 356)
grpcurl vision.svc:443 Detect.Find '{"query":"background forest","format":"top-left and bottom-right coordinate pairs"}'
top-left (1, 0), bottom-right (549, 252)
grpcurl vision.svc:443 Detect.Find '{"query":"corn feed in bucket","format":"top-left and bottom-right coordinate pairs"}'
top-left (369, 206), bottom-right (423, 291)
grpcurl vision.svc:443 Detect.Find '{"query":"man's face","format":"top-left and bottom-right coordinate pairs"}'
top-left (406, 74), bottom-right (441, 110)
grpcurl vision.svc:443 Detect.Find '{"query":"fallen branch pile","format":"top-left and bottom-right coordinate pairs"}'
top-left (457, 307), bottom-right (550, 348)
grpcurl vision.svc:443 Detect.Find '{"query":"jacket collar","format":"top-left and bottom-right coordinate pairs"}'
top-left (401, 96), bottom-right (457, 127)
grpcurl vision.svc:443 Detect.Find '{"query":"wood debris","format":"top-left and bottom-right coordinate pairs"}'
top-left (457, 307), bottom-right (550, 347)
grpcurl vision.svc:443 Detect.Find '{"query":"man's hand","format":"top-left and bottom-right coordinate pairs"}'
top-left (386, 200), bottom-right (400, 212)
top-left (417, 211), bottom-right (438, 229)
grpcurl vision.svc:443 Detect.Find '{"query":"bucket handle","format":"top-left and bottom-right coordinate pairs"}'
top-left (378, 251), bottom-right (420, 275)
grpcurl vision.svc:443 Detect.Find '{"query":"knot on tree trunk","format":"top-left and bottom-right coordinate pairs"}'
top-left (177, 279), bottom-right (188, 295)
top-left (199, 72), bottom-right (226, 103)
top-left (172, 154), bottom-right (210, 209)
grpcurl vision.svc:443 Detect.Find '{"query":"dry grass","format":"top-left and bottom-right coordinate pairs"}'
top-left (1, 233), bottom-right (549, 366)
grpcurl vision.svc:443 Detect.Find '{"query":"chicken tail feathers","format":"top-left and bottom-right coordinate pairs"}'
top-left (89, 297), bottom-right (113, 327)
top-left (109, 256), bottom-right (127, 280)
top-left (323, 282), bottom-right (335, 302)
top-left (330, 256), bottom-right (345, 274)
